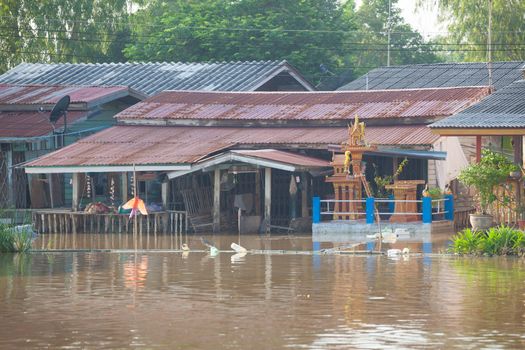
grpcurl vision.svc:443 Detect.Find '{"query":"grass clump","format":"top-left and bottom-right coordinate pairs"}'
top-left (0, 222), bottom-right (34, 253)
top-left (450, 225), bottom-right (525, 256)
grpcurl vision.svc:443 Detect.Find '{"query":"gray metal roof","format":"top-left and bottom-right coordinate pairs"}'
top-left (339, 61), bottom-right (525, 91)
top-left (0, 61), bottom-right (314, 96)
top-left (430, 80), bottom-right (525, 129)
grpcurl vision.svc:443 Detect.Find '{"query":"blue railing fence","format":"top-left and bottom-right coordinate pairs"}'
top-left (312, 194), bottom-right (454, 224)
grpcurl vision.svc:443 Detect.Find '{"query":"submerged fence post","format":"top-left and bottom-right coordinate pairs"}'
top-left (312, 197), bottom-right (321, 224)
top-left (366, 197), bottom-right (375, 224)
top-left (444, 194), bottom-right (454, 221)
top-left (422, 197), bottom-right (432, 224)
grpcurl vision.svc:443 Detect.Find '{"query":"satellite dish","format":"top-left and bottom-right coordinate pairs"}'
top-left (49, 95), bottom-right (70, 124)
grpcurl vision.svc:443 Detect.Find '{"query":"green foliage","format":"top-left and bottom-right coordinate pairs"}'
top-left (458, 149), bottom-right (517, 214)
top-left (450, 225), bottom-right (525, 256)
top-left (373, 158), bottom-right (408, 197)
top-left (0, 222), bottom-right (33, 253)
top-left (418, 0), bottom-right (525, 61)
top-left (124, 0), bottom-right (351, 85)
top-left (427, 187), bottom-right (442, 200)
top-left (0, 0), bottom-right (132, 72)
top-left (344, 0), bottom-right (441, 78)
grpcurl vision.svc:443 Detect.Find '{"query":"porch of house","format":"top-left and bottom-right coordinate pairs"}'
top-left (24, 149), bottom-right (331, 235)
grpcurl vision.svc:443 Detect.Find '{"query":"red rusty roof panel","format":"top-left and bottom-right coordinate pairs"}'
top-left (0, 84), bottom-right (129, 105)
top-left (0, 111), bottom-right (88, 138)
top-left (26, 124), bottom-right (439, 167)
top-left (231, 149), bottom-right (329, 167)
top-left (116, 87), bottom-right (491, 121)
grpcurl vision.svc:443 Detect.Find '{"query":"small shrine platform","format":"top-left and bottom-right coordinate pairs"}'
top-left (312, 219), bottom-right (454, 242)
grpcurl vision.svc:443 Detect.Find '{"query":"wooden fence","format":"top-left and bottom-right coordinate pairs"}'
top-left (32, 210), bottom-right (187, 235)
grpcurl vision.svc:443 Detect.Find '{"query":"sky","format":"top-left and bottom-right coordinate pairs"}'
top-left (397, 0), bottom-right (447, 38)
top-left (355, 0), bottom-right (447, 38)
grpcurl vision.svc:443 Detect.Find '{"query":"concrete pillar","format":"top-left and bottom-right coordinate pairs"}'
top-left (72, 173), bottom-right (81, 211)
top-left (121, 172), bottom-right (128, 202)
top-left (264, 168), bottom-right (272, 223)
top-left (213, 168), bottom-right (221, 232)
top-left (161, 181), bottom-right (169, 209)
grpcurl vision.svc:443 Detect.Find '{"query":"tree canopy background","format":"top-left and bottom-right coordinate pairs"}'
top-left (418, 0), bottom-right (525, 62)
top-left (9, 0), bottom-right (516, 88)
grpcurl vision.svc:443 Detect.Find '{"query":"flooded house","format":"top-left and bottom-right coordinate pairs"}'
top-left (430, 75), bottom-right (525, 225)
top-left (0, 84), bottom-right (144, 210)
top-left (0, 60), bottom-right (314, 212)
top-left (23, 87), bottom-right (489, 234)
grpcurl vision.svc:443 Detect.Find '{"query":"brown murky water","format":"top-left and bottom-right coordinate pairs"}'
top-left (1, 233), bottom-right (525, 349)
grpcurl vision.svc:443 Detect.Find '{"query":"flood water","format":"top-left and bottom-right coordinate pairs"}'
top-left (1, 233), bottom-right (525, 349)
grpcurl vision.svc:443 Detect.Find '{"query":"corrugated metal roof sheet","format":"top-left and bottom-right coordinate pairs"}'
top-left (0, 111), bottom-right (88, 138)
top-left (339, 61), bottom-right (524, 91)
top-left (0, 84), bottom-right (129, 105)
top-left (231, 149), bottom-right (329, 167)
top-left (115, 87), bottom-right (490, 122)
top-left (430, 79), bottom-right (525, 129)
top-left (0, 61), bottom-right (314, 96)
top-left (25, 124), bottom-right (439, 167)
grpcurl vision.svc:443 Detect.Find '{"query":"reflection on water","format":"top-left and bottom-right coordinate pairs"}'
top-left (1, 249), bottom-right (525, 349)
top-left (33, 231), bottom-right (454, 253)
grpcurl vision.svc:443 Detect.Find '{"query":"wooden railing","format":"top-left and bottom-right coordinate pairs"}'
top-left (32, 210), bottom-right (187, 235)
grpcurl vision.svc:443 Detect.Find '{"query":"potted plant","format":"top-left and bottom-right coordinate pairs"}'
top-left (458, 149), bottom-right (518, 231)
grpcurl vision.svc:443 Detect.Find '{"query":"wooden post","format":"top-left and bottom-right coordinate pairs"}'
top-left (48, 174), bottom-right (55, 209)
top-left (475, 136), bottom-right (482, 163)
top-left (301, 173), bottom-right (308, 218)
top-left (121, 172), bottom-right (128, 203)
top-left (264, 168), bottom-right (272, 223)
top-left (161, 181), bottom-right (169, 209)
top-left (255, 170), bottom-right (261, 216)
top-left (6, 148), bottom-right (13, 206)
top-left (72, 173), bottom-right (81, 212)
top-left (513, 136), bottom-right (523, 167)
top-left (213, 168), bottom-right (221, 233)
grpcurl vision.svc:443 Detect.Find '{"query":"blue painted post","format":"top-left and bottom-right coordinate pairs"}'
top-left (422, 196), bottom-right (432, 223)
top-left (312, 197), bottom-right (321, 223)
top-left (444, 194), bottom-right (454, 221)
top-left (388, 194), bottom-right (395, 214)
top-left (366, 197), bottom-right (375, 224)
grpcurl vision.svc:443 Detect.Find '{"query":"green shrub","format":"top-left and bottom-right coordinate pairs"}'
top-left (458, 149), bottom-right (518, 214)
top-left (0, 222), bottom-right (33, 253)
top-left (450, 228), bottom-right (483, 255)
top-left (451, 225), bottom-right (525, 256)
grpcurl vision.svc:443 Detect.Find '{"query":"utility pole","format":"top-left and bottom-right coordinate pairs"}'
top-left (387, 0), bottom-right (392, 67)
top-left (487, 0), bottom-right (493, 88)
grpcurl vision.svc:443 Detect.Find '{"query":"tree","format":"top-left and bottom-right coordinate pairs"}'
top-left (0, 0), bottom-right (133, 72)
top-left (418, 0), bottom-right (525, 61)
top-left (124, 0), bottom-right (353, 85)
top-left (342, 0), bottom-right (440, 78)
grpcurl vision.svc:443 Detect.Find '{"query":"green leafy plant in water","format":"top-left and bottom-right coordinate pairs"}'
top-left (458, 149), bottom-right (518, 214)
top-left (450, 227), bottom-right (483, 255)
top-left (0, 222), bottom-right (33, 253)
top-left (451, 225), bottom-right (525, 256)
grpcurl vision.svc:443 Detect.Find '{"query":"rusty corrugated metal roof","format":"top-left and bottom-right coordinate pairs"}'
top-left (231, 150), bottom-right (329, 167)
top-left (25, 125), bottom-right (439, 168)
top-left (0, 111), bottom-right (88, 138)
top-left (115, 87), bottom-right (490, 122)
top-left (0, 84), bottom-right (131, 106)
